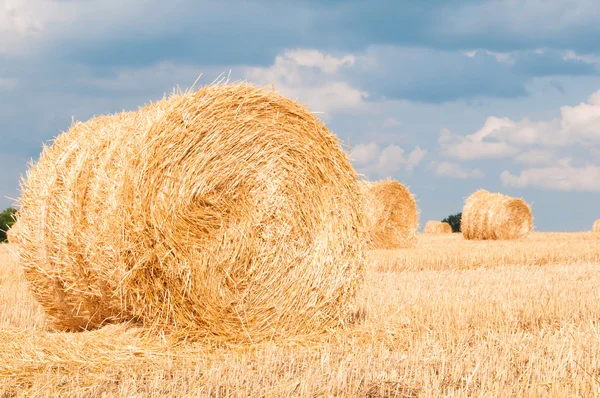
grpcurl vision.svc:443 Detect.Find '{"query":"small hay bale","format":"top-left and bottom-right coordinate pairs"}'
top-left (593, 220), bottom-right (600, 232)
top-left (462, 189), bottom-right (532, 240)
top-left (360, 179), bottom-right (418, 249)
top-left (11, 83), bottom-right (366, 342)
top-left (423, 221), bottom-right (452, 234)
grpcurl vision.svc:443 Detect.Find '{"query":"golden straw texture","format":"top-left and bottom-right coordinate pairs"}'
top-left (593, 220), bottom-right (600, 232)
top-left (462, 190), bottom-right (532, 240)
top-left (11, 83), bottom-right (366, 342)
top-left (423, 221), bottom-right (452, 234)
top-left (360, 180), bottom-right (418, 249)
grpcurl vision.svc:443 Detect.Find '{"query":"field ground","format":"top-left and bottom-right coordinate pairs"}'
top-left (2, 232), bottom-right (600, 397)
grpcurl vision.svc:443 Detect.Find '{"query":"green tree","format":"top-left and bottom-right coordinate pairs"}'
top-left (0, 207), bottom-right (17, 242)
top-left (442, 212), bottom-right (462, 233)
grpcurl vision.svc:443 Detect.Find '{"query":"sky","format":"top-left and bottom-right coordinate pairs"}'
top-left (2, 0), bottom-right (600, 231)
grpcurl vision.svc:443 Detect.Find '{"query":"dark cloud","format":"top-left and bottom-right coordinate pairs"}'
top-left (344, 48), bottom-right (528, 103)
top-left (512, 51), bottom-right (598, 76)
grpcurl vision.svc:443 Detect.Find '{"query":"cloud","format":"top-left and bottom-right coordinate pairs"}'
top-left (245, 49), bottom-right (368, 115)
top-left (438, 123), bottom-right (520, 161)
top-left (514, 149), bottom-right (556, 165)
top-left (432, 161), bottom-right (484, 179)
top-left (348, 46), bottom-right (528, 103)
top-left (439, 89), bottom-right (600, 161)
top-left (351, 142), bottom-right (378, 166)
top-left (350, 143), bottom-right (426, 177)
top-left (512, 50), bottom-right (598, 76)
top-left (383, 117), bottom-right (401, 127)
top-left (0, 77), bottom-right (17, 89)
top-left (501, 158), bottom-right (600, 192)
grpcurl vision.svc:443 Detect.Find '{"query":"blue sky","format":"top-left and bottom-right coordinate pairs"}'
top-left (2, 0), bottom-right (600, 231)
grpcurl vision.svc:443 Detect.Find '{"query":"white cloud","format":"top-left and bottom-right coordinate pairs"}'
top-left (350, 143), bottom-right (427, 177)
top-left (383, 117), bottom-right (401, 128)
top-left (501, 158), bottom-right (600, 192)
top-left (0, 0), bottom-right (43, 53)
top-left (438, 122), bottom-right (520, 160)
top-left (0, 77), bottom-right (17, 89)
top-left (463, 49), bottom-right (514, 63)
top-left (244, 49), bottom-right (367, 116)
top-left (351, 142), bottom-right (378, 166)
top-left (432, 161), bottom-right (484, 179)
top-left (439, 89), bottom-right (600, 161)
top-left (514, 149), bottom-right (555, 165)
top-left (562, 50), bottom-right (600, 66)
top-left (281, 49), bottom-right (355, 73)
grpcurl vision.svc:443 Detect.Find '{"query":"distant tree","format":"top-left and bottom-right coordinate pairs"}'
top-left (0, 208), bottom-right (17, 242)
top-left (442, 212), bottom-right (462, 233)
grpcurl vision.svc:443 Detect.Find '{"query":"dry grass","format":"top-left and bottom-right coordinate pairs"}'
top-left (423, 221), bottom-right (452, 234)
top-left (3, 232), bottom-right (600, 397)
top-left (370, 232), bottom-right (600, 271)
top-left (462, 190), bottom-right (533, 240)
top-left (360, 180), bottom-right (418, 250)
top-left (11, 83), bottom-right (365, 342)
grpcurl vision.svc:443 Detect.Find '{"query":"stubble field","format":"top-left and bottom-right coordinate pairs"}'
top-left (2, 232), bottom-right (600, 397)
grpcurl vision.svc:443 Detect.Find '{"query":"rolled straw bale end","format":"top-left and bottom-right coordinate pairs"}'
top-left (360, 179), bottom-right (419, 249)
top-left (461, 189), bottom-right (532, 240)
top-left (423, 220), bottom-right (453, 234)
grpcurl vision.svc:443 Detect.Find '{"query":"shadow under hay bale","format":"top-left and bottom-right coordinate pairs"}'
top-left (461, 189), bottom-right (532, 240)
top-left (360, 180), bottom-right (418, 250)
top-left (11, 83), bottom-right (366, 342)
top-left (423, 221), bottom-right (452, 234)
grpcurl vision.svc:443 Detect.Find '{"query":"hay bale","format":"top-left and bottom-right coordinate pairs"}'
top-left (593, 220), bottom-right (600, 232)
top-left (423, 221), bottom-right (452, 234)
top-left (462, 189), bottom-right (532, 240)
top-left (11, 83), bottom-right (366, 342)
top-left (360, 179), bottom-right (418, 249)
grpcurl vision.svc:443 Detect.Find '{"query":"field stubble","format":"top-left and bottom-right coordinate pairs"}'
top-left (2, 233), bottom-right (600, 397)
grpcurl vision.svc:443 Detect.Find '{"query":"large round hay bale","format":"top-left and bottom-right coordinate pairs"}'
top-left (593, 220), bottom-right (600, 232)
top-left (360, 179), bottom-right (418, 249)
top-left (423, 221), bottom-right (452, 234)
top-left (462, 189), bottom-right (532, 240)
top-left (11, 83), bottom-right (366, 341)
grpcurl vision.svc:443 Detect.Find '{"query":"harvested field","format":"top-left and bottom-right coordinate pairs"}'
top-left (3, 232), bottom-right (600, 397)
top-left (370, 232), bottom-right (600, 271)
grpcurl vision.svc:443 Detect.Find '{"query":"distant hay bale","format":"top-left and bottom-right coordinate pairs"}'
top-left (462, 189), bottom-right (532, 240)
top-left (11, 83), bottom-right (366, 342)
top-left (360, 179), bottom-right (418, 249)
top-left (423, 221), bottom-right (452, 234)
top-left (593, 219), bottom-right (600, 232)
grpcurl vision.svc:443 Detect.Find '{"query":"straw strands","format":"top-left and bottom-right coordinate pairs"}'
top-left (462, 190), bottom-right (533, 240)
top-left (10, 83), bottom-right (366, 342)
top-left (593, 220), bottom-right (600, 232)
top-left (360, 180), bottom-right (418, 249)
top-left (423, 221), bottom-right (452, 234)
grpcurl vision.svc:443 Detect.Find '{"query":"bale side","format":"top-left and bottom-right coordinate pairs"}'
top-left (461, 189), bottom-right (532, 240)
top-left (12, 83), bottom-right (366, 342)
top-left (593, 219), bottom-right (600, 232)
top-left (360, 180), bottom-right (418, 249)
top-left (423, 221), bottom-right (452, 234)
